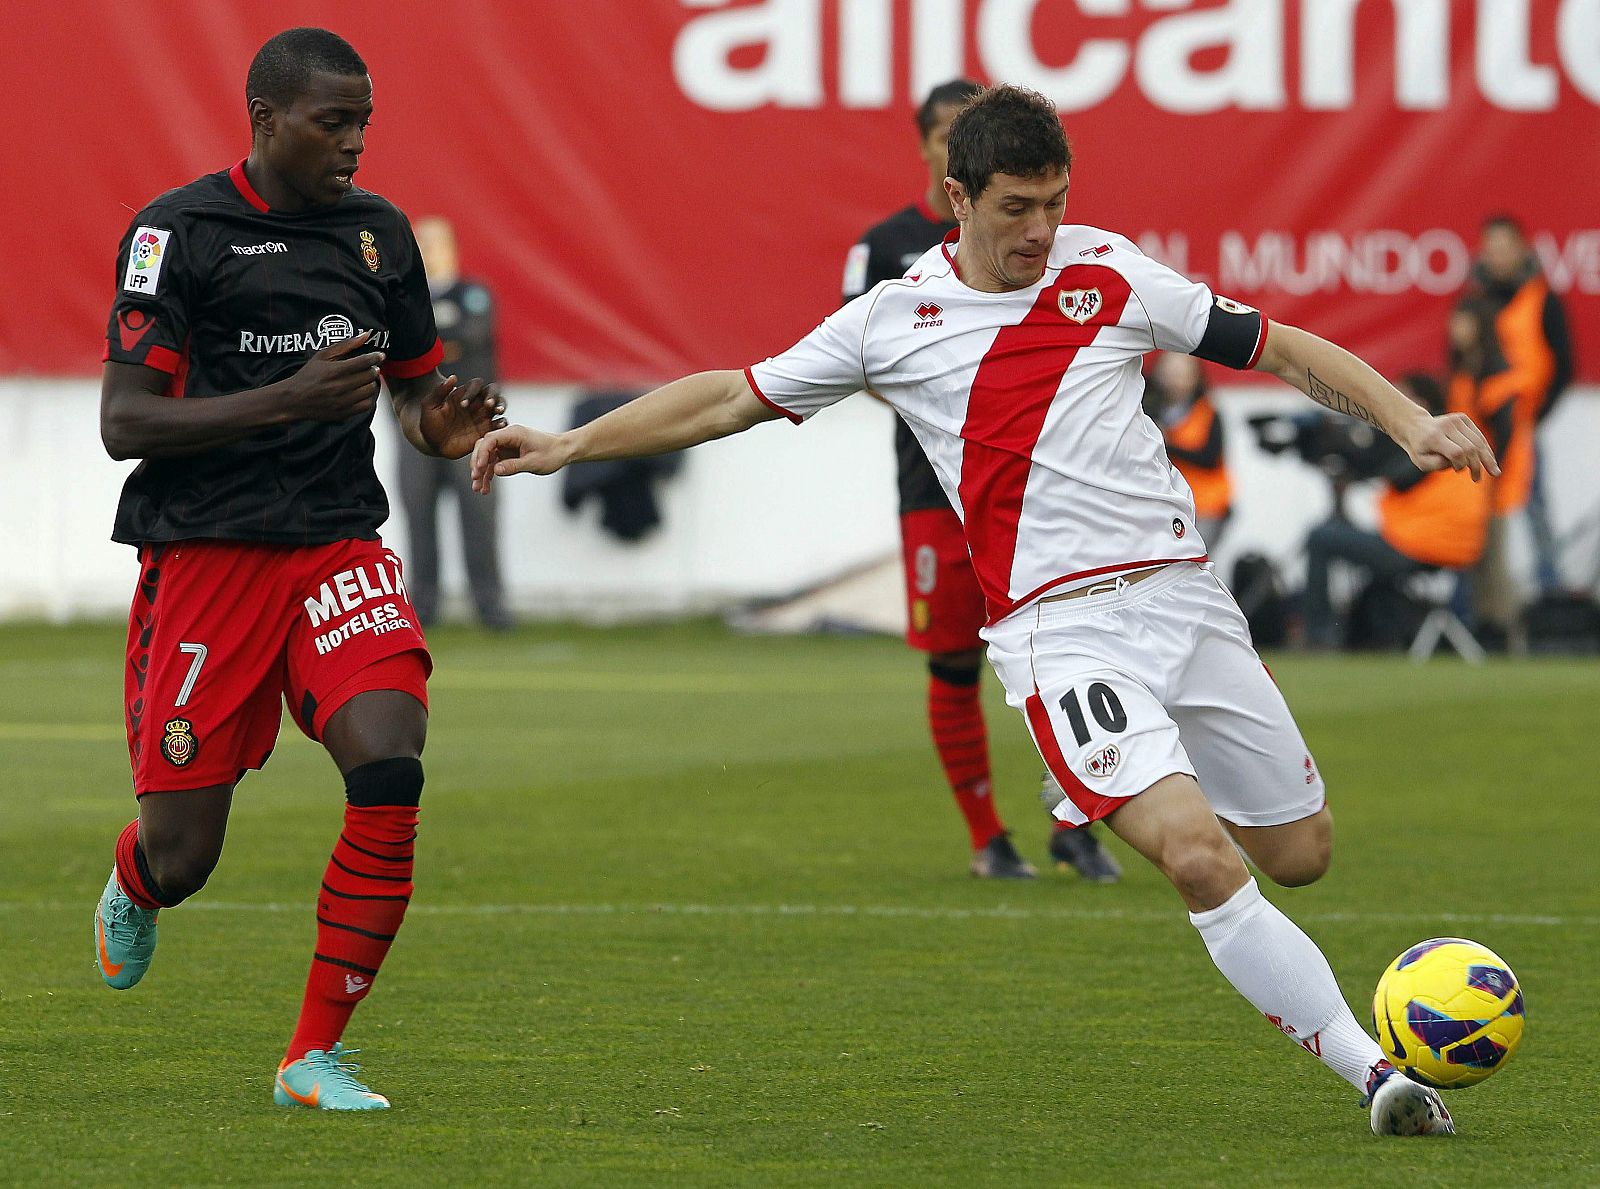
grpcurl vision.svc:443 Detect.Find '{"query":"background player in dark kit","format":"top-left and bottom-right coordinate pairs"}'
top-left (843, 80), bottom-right (1119, 882)
top-left (94, 28), bottom-right (505, 1110)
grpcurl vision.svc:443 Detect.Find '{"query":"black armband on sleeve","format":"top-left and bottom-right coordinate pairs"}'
top-left (1192, 295), bottom-right (1267, 370)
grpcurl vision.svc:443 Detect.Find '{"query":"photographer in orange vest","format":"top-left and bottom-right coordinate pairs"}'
top-left (1471, 215), bottom-right (1574, 593)
top-left (1302, 374), bottom-right (1493, 649)
top-left (1446, 297), bottom-right (1524, 637)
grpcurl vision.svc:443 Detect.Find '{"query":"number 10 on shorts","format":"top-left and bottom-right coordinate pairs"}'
top-left (1059, 682), bottom-right (1127, 746)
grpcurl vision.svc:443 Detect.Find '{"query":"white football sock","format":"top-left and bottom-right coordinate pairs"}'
top-left (1189, 878), bottom-right (1385, 1091)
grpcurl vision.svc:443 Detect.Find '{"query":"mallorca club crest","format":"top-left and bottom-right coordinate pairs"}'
top-left (359, 229), bottom-right (380, 272)
top-left (1058, 287), bottom-right (1103, 324)
top-left (160, 717), bottom-right (199, 767)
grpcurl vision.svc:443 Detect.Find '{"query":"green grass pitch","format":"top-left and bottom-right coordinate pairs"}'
top-left (2, 621), bottom-right (1596, 1186)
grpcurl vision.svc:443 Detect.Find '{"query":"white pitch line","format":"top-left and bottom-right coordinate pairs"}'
top-left (0, 900), bottom-right (1587, 928)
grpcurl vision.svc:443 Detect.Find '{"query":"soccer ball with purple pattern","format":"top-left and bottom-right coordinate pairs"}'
top-left (1372, 937), bottom-right (1525, 1089)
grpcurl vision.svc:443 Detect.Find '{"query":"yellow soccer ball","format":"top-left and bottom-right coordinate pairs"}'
top-left (1373, 937), bottom-right (1525, 1089)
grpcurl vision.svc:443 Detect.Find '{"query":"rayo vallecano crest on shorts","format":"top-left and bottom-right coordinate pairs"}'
top-left (160, 717), bottom-right (199, 767)
top-left (1058, 287), bottom-right (1102, 324)
top-left (1084, 743), bottom-right (1120, 779)
top-left (360, 229), bottom-right (380, 272)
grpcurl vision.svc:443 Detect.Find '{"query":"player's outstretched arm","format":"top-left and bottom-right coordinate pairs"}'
top-left (101, 332), bottom-right (387, 460)
top-left (1253, 321), bottom-right (1500, 481)
top-left (471, 370), bottom-right (775, 493)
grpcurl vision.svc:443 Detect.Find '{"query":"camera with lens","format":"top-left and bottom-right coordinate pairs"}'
top-left (1247, 412), bottom-right (1390, 480)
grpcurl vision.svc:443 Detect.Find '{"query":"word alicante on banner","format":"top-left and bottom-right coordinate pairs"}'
top-left (675, 0), bottom-right (1600, 114)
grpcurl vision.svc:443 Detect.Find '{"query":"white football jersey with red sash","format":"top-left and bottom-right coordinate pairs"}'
top-left (746, 224), bottom-right (1266, 626)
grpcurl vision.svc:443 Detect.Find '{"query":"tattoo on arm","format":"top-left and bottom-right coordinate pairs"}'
top-left (1306, 369), bottom-right (1381, 429)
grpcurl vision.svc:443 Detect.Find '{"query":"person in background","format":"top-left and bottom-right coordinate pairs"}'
top-left (1302, 374), bottom-right (1492, 648)
top-left (1470, 215), bottom-right (1574, 593)
top-left (395, 216), bottom-right (512, 630)
top-left (1144, 352), bottom-right (1232, 548)
top-left (1447, 298), bottom-right (1523, 640)
top-left (841, 78), bottom-right (1120, 882)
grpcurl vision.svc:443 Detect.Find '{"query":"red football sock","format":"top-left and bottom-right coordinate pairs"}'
top-left (285, 803), bottom-right (417, 1063)
top-left (927, 671), bottom-right (1003, 849)
top-left (113, 819), bottom-right (165, 911)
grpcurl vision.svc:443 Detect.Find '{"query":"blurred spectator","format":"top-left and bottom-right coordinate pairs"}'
top-left (1144, 352), bottom-right (1231, 548)
top-left (395, 216), bottom-right (511, 629)
top-left (1470, 215), bottom-right (1574, 592)
top-left (1301, 374), bottom-right (1492, 649)
top-left (1447, 298), bottom-right (1523, 637)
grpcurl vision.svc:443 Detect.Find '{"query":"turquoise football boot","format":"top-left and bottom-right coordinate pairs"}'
top-left (94, 868), bottom-right (159, 989)
top-left (275, 1044), bottom-right (391, 1111)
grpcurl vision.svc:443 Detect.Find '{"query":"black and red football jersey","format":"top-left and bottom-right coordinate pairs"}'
top-left (841, 198), bottom-right (956, 517)
top-left (105, 161), bottom-right (443, 546)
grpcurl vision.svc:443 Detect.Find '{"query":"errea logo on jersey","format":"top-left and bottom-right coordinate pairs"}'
top-left (913, 301), bottom-right (943, 329)
top-left (238, 314), bottom-right (390, 354)
top-left (1058, 288), bottom-right (1103, 324)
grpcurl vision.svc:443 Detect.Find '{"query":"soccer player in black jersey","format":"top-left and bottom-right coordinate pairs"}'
top-left (843, 81), bottom-right (1120, 882)
top-left (92, 28), bottom-right (505, 1111)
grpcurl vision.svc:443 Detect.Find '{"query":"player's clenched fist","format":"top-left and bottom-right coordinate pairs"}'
top-left (280, 331), bottom-right (386, 422)
top-left (470, 424), bottom-right (572, 493)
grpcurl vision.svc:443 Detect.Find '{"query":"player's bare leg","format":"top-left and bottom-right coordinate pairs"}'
top-left (96, 784), bottom-right (233, 989)
top-left (1103, 774), bottom-right (1452, 1133)
top-left (1224, 808), bottom-right (1333, 889)
top-left (277, 687), bottom-right (427, 1111)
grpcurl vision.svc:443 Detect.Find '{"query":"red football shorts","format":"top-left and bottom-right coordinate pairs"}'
top-left (124, 538), bottom-right (432, 796)
top-left (899, 507), bottom-right (986, 654)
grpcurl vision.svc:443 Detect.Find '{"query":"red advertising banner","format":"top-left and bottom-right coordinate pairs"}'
top-left (2, 0), bottom-right (1595, 383)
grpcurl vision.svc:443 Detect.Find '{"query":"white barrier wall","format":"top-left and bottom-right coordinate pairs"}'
top-left (0, 379), bottom-right (1595, 621)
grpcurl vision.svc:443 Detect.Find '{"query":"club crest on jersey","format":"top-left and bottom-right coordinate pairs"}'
top-left (360, 229), bottom-right (380, 272)
top-left (1085, 744), bottom-right (1120, 779)
top-left (1058, 288), bottom-right (1102, 324)
top-left (160, 718), bottom-right (199, 767)
top-left (913, 301), bottom-right (943, 329)
top-left (1173, 518), bottom-right (1186, 539)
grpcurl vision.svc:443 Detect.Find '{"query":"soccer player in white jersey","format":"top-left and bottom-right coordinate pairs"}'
top-left (473, 86), bottom-right (1496, 1136)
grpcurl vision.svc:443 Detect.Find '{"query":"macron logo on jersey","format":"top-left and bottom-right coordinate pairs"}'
top-left (122, 226), bottom-right (170, 295)
top-left (230, 241), bottom-right (288, 256)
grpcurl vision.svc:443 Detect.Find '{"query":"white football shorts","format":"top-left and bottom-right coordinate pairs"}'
top-left (983, 561), bottom-right (1326, 829)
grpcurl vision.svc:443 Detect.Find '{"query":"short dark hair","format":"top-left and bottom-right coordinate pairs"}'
top-left (946, 85), bottom-right (1071, 199)
top-left (1481, 213), bottom-right (1524, 237)
top-left (246, 27), bottom-right (367, 108)
top-left (916, 78), bottom-right (983, 138)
